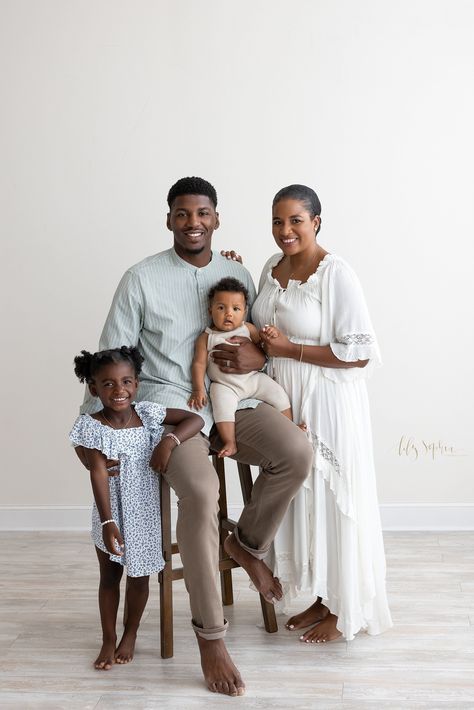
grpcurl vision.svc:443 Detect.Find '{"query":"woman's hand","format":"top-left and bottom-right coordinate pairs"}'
top-left (220, 249), bottom-right (242, 263)
top-left (188, 390), bottom-right (208, 410)
top-left (259, 326), bottom-right (296, 358)
top-left (211, 337), bottom-right (266, 373)
top-left (149, 437), bottom-right (176, 474)
top-left (102, 521), bottom-right (124, 556)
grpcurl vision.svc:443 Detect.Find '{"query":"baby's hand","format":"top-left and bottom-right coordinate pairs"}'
top-left (102, 521), bottom-right (124, 556)
top-left (188, 390), bottom-right (208, 410)
top-left (150, 437), bottom-right (176, 474)
top-left (261, 325), bottom-right (280, 339)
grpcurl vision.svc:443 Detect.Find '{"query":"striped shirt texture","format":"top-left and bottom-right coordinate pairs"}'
top-left (81, 248), bottom-right (259, 435)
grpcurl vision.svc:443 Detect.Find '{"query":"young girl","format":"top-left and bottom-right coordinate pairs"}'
top-left (70, 346), bottom-right (203, 670)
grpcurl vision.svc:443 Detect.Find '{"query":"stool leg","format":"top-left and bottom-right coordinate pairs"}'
top-left (237, 462), bottom-right (278, 634)
top-left (159, 475), bottom-right (174, 658)
top-left (213, 455), bottom-right (234, 606)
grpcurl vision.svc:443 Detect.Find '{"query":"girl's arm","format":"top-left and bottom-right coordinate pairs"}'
top-left (259, 329), bottom-right (368, 368)
top-left (85, 448), bottom-right (124, 555)
top-left (188, 332), bottom-right (209, 409)
top-left (149, 409), bottom-right (204, 474)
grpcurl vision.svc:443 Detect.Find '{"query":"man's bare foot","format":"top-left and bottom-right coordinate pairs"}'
top-left (94, 638), bottom-right (116, 670)
top-left (218, 440), bottom-right (237, 458)
top-left (224, 533), bottom-right (283, 602)
top-left (115, 629), bottom-right (137, 664)
top-left (197, 635), bottom-right (245, 696)
top-left (285, 597), bottom-right (329, 630)
top-left (300, 613), bottom-right (343, 643)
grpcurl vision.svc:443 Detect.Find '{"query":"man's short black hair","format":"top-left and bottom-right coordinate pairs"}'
top-left (167, 177), bottom-right (218, 209)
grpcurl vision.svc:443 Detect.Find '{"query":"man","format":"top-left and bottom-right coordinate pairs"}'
top-left (82, 176), bottom-right (312, 696)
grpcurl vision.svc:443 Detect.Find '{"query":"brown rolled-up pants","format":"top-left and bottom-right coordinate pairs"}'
top-left (163, 403), bottom-right (313, 640)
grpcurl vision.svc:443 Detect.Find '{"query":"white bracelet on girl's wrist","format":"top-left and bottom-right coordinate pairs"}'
top-left (101, 519), bottom-right (116, 527)
top-left (164, 432), bottom-right (181, 447)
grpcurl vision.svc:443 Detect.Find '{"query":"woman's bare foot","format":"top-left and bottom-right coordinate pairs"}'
top-left (115, 629), bottom-right (137, 664)
top-left (285, 597), bottom-right (329, 630)
top-left (224, 533), bottom-right (283, 602)
top-left (197, 636), bottom-right (245, 696)
top-left (94, 637), bottom-right (116, 670)
top-left (300, 613), bottom-right (343, 643)
top-left (218, 440), bottom-right (237, 458)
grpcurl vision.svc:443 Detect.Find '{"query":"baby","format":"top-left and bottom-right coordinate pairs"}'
top-left (189, 277), bottom-right (292, 457)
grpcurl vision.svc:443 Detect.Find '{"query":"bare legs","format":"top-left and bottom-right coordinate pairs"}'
top-left (116, 575), bottom-right (149, 663)
top-left (94, 547), bottom-right (149, 670)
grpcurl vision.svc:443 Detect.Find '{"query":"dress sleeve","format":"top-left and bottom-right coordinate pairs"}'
top-left (134, 401), bottom-right (166, 446)
top-left (69, 415), bottom-right (119, 459)
top-left (80, 270), bottom-right (144, 414)
top-left (258, 254), bottom-right (280, 293)
top-left (320, 259), bottom-right (381, 382)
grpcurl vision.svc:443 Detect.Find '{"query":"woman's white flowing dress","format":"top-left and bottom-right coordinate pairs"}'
top-left (252, 253), bottom-right (392, 640)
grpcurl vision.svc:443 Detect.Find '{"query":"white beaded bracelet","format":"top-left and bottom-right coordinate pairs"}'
top-left (164, 432), bottom-right (181, 447)
top-left (101, 519), bottom-right (116, 527)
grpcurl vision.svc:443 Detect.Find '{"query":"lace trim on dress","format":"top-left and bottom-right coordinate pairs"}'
top-left (338, 333), bottom-right (374, 345)
top-left (310, 433), bottom-right (355, 520)
top-left (315, 435), bottom-right (341, 475)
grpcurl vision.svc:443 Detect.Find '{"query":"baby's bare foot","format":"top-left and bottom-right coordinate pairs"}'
top-left (224, 533), bottom-right (282, 602)
top-left (300, 613), bottom-right (343, 644)
top-left (218, 441), bottom-right (237, 458)
top-left (286, 598), bottom-right (329, 630)
top-left (94, 638), bottom-right (116, 670)
top-left (197, 636), bottom-right (245, 696)
top-left (115, 629), bottom-right (137, 664)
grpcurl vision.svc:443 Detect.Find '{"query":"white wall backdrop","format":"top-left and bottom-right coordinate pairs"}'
top-left (1, 0), bottom-right (473, 530)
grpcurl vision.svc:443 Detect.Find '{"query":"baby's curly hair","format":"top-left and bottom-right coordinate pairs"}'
top-left (74, 346), bottom-right (144, 383)
top-left (208, 277), bottom-right (249, 305)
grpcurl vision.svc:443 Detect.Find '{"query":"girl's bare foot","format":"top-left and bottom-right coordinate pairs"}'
top-left (286, 597), bottom-right (329, 630)
top-left (94, 638), bottom-right (116, 670)
top-left (224, 533), bottom-right (283, 602)
top-left (115, 629), bottom-right (137, 664)
top-left (197, 636), bottom-right (245, 696)
top-left (300, 613), bottom-right (343, 644)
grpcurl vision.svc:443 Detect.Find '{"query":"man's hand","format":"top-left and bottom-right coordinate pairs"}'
top-left (211, 337), bottom-right (266, 374)
top-left (188, 390), bottom-right (208, 410)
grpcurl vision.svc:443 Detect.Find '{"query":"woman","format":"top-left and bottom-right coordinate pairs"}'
top-left (252, 184), bottom-right (392, 643)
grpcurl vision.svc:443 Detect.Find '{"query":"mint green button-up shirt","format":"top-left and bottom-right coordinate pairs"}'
top-left (81, 248), bottom-right (259, 435)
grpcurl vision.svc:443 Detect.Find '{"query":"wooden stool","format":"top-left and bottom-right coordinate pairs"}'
top-left (158, 454), bottom-right (278, 658)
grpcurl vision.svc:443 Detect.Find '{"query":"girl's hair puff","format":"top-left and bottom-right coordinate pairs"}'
top-left (74, 346), bottom-right (144, 383)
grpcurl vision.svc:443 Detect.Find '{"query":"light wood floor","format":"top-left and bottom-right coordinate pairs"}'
top-left (1, 532), bottom-right (473, 709)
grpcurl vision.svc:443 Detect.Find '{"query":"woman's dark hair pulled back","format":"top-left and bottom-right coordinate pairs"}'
top-left (273, 184), bottom-right (322, 235)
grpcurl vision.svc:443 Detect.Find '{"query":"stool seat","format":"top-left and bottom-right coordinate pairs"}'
top-left (158, 454), bottom-right (278, 658)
